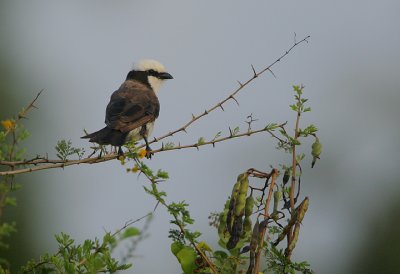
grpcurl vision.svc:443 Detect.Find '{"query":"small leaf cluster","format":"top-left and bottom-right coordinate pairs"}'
top-left (55, 140), bottom-right (85, 161)
top-left (289, 85), bottom-right (311, 114)
top-left (265, 244), bottom-right (314, 274)
top-left (0, 116), bottom-right (30, 265)
top-left (20, 229), bottom-right (140, 273)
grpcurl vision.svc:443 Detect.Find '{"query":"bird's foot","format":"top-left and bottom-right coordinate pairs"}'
top-left (145, 145), bottom-right (153, 159)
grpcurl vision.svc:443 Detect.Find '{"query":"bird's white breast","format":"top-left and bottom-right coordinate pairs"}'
top-left (126, 122), bottom-right (155, 142)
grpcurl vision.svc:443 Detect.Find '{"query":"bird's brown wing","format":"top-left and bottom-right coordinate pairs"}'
top-left (105, 80), bottom-right (160, 133)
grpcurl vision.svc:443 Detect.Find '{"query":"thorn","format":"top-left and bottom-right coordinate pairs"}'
top-left (182, 128), bottom-right (187, 133)
top-left (251, 64), bottom-right (257, 77)
top-left (31, 104), bottom-right (38, 109)
top-left (192, 113), bottom-right (195, 119)
top-left (204, 110), bottom-right (209, 115)
top-left (161, 142), bottom-right (164, 149)
top-left (267, 68), bottom-right (277, 78)
top-left (212, 142), bottom-right (215, 148)
top-left (219, 105), bottom-right (224, 111)
top-left (230, 95), bottom-right (240, 106)
top-left (237, 80), bottom-right (243, 87)
top-left (229, 127), bottom-right (233, 137)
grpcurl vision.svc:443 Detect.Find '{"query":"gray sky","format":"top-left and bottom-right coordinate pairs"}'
top-left (1, 1), bottom-right (400, 273)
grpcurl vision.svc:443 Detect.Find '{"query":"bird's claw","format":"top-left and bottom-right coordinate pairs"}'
top-left (145, 146), bottom-right (153, 159)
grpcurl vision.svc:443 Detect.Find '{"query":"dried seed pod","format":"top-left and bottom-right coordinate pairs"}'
top-left (226, 217), bottom-right (243, 249)
top-left (246, 219), bottom-right (260, 274)
top-left (282, 168), bottom-right (290, 185)
top-left (286, 223), bottom-right (300, 256)
top-left (297, 197), bottom-right (309, 223)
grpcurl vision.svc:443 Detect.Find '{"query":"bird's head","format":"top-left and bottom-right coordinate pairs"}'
top-left (129, 59), bottom-right (173, 93)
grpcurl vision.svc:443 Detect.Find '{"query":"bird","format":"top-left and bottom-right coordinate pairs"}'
top-left (81, 59), bottom-right (173, 158)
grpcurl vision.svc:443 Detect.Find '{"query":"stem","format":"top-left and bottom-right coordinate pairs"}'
top-left (287, 105), bottom-right (301, 259)
top-left (290, 111), bottom-right (301, 212)
top-left (253, 169), bottom-right (279, 274)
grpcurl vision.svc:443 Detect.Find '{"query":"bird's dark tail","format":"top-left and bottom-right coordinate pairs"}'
top-left (81, 127), bottom-right (128, 146)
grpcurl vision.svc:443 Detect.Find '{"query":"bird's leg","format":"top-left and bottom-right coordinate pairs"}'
top-left (98, 145), bottom-right (105, 158)
top-left (143, 136), bottom-right (153, 159)
top-left (118, 146), bottom-right (124, 157)
top-left (140, 125), bottom-right (153, 159)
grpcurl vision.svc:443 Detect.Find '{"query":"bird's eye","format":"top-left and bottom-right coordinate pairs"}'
top-left (148, 69), bottom-right (157, 76)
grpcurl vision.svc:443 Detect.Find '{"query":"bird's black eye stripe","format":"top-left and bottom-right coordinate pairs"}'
top-left (147, 69), bottom-right (159, 77)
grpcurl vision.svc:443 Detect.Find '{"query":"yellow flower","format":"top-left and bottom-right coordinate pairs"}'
top-left (118, 155), bottom-right (126, 164)
top-left (138, 149), bottom-right (147, 159)
top-left (1, 119), bottom-right (15, 131)
top-left (132, 166), bottom-right (140, 173)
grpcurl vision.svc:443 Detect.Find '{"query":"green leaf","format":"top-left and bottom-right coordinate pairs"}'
top-left (171, 241), bottom-right (184, 256)
top-left (265, 123), bottom-right (279, 131)
top-left (156, 169), bottom-right (169, 179)
top-left (176, 246), bottom-right (197, 274)
top-left (197, 137), bottom-right (205, 145)
top-left (5, 197), bottom-right (17, 206)
top-left (289, 104), bottom-right (298, 112)
top-left (120, 227), bottom-right (140, 240)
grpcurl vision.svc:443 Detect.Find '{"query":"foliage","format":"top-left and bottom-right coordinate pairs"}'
top-left (0, 37), bottom-right (318, 273)
top-left (55, 140), bottom-right (85, 161)
top-left (20, 230), bottom-right (138, 273)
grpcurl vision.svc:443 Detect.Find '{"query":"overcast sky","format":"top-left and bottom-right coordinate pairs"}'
top-left (1, 1), bottom-right (400, 273)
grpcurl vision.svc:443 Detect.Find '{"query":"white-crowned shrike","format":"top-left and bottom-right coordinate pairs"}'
top-left (82, 59), bottom-right (173, 158)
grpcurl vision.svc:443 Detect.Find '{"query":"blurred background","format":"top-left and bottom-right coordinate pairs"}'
top-left (1, 1), bottom-right (400, 273)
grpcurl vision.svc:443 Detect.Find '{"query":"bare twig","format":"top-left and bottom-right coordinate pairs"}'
top-left (148, 35), bottom-right (310, 146)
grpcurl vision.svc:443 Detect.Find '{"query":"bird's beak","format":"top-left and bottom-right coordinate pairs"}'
top-left (158, 72), bottom-right (173, 80)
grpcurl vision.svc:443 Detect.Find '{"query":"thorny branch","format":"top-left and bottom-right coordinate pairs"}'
top-left (0, 36), bottom-right (309, 177)
top-left (148, 35), bottom-right (310, 146)
top-left (0, 124), bottom-right (285, 176)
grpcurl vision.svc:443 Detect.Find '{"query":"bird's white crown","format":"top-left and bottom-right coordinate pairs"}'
top-left (134, 59), bottom-right (168, 93)
top-left (134, 59), bottom-right (167, 73)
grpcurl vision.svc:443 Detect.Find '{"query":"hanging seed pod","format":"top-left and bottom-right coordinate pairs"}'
top-left (226, 181), bottom-right (241, 234)
top-left (234, 193), bottom-right (247, 217)
top-left (311, 137), bottom-right (322, 168)
top-left (297, 197), bottom-right (309, 223)
top-left (226, 217), bottom-right (243, 249)
top-left (246, 219), bottom-right (260, 274)
top-left (217, 209), bottom-right (228, 240)
top-left (244, 196), bottom-right (254, 217)
top-left (242, 216), bottom-right (252, 236)
top-left (273, 190), bottom-right (282, 213)
top-left (286, 223), bottom-right (300, 256)
top-left (282, 168), bottom-right (290, 185)
top-left (239, 174), bottom-right (249, 195)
